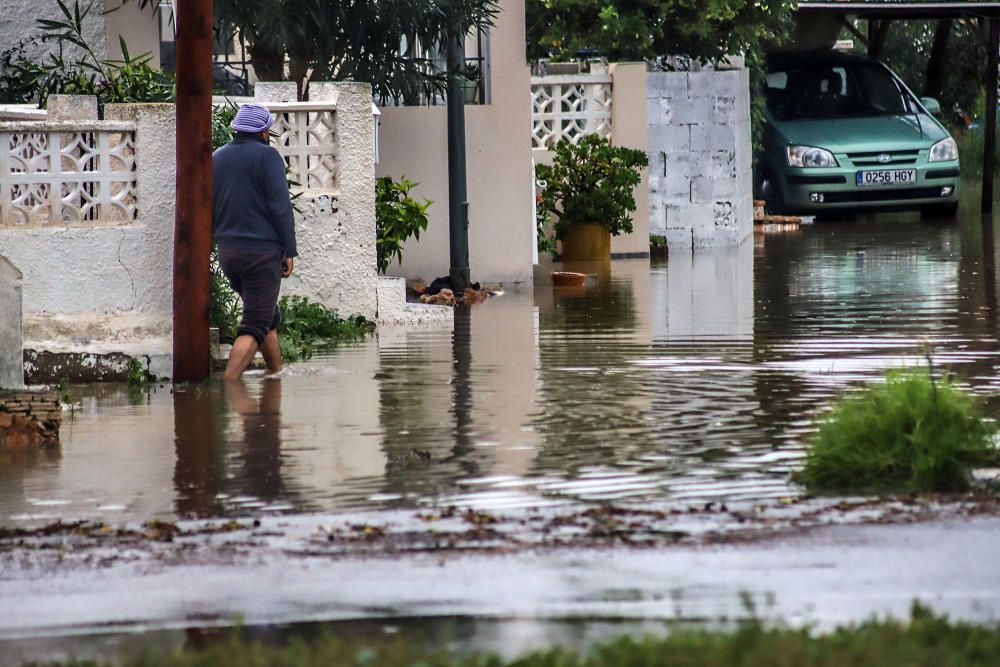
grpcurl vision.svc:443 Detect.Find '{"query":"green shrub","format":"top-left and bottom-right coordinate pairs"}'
top-left (209, 250), bottom-right (242, 344)
top-left (535, 135), bottom-right (647, 240)
top-left (0, 0), bottom-right (174, 108)
top-left (375, 176), bottom-right (431, 274)
top-left (796, 369), bottom-right (998, 494)
top-left (277, 295), bottom-right (374, 362)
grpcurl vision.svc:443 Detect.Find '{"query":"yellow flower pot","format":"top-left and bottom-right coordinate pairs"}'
top-left (560, 222), bottom-right (610, 261)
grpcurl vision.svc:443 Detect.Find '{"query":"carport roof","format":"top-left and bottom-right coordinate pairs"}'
top-left (798, 1), bottom-right (1000, 17)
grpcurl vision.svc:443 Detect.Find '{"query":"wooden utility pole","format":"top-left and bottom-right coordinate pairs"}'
top-left (983, 17), bottom-right (999, 214)
top-left (173, 0), bottom-right (214, 382)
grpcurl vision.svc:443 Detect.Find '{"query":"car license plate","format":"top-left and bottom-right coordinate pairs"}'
top-left (856, 169), bottom-right (917, 186)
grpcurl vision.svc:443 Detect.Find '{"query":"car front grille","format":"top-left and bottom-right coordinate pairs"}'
top-left (846, 149), bottom-right (919, 167)
top-left (823, 187), bottom-right (943, 203)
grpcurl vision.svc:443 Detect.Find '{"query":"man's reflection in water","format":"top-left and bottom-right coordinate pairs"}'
top-left (173, 379), bottom-right (285, 518)
top-left (227, 378), bottom-right (285, 501)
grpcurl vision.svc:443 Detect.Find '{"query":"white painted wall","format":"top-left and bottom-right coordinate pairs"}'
top-left (254, 82), bottom-right (379, 320)
top-left (647, 68), bottom-right (753, 248)
top-left (376, 0), bottom-right (534, 284)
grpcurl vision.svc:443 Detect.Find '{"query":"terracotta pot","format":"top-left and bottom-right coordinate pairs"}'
top-left (561, 222), bottom-right (610, 261)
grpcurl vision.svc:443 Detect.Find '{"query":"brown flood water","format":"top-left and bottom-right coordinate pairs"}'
top-left (3, 203), bottom-right (1000, 526)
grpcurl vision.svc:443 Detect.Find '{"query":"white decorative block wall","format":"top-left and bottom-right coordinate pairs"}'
top-left (0, 103), bottom-right (176, 372)
top-left (647, 68), bottom-right (752, 248)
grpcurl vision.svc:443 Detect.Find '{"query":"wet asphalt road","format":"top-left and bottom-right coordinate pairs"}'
top-left (1, 515), bottom-right (998, 644)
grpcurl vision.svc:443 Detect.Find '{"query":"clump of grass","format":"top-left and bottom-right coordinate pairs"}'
top-left (796, 367), bottom-right (998, 494)
top-left (26, 604), bottom-right (1000, 666)
top-left (277, 295), bottom-right (375, 362)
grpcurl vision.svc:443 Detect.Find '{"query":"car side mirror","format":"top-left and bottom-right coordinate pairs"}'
top-left (920, 97), bottom-right (942, 115)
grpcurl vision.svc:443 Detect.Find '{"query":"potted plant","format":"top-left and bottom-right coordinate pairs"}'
top-left (535, 134), bottom-right (647, 261)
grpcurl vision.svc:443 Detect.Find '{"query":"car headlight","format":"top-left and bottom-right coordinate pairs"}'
top-left (786, 145), bottom-right (838, 168)
top-left (929, 137), bottom-right (958, 162)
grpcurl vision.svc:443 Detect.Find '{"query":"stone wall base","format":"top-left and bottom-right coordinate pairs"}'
top-left (23, 350), bottom-right (163, 384)
top-left (0, 390), bottom-right (60, 453)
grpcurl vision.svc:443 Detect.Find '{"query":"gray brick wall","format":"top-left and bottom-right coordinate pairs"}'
top-left (647, 69), bottom-right (753, 248)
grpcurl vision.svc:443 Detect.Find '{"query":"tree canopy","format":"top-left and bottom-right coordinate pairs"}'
top-left (525, 0), bottom-right (796, 65)
top-left (212, 0), bottom-right (499, 101)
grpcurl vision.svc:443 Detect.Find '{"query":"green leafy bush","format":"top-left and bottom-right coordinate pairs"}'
top-left (535, 135), bottom-right (647, 240)
top-left (277, 295), bottom-right (374, 362)
top-left (0, 0), bottom-right (174, 107)
top-left (796, 369), bottom-right (998, 494)
top-left (376, 176), bottom-right (431, 274)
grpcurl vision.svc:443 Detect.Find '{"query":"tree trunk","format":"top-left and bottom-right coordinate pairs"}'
top-left (248, 43), bottom-right (285, 82)
top-left (868, 20), bottom-right (891, 59)
top-left (925, 19), bottom-right (953, 99)
top-left (288, 56), bottom-right (309, 101)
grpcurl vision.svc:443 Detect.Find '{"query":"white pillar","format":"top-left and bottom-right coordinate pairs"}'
top-left (271, 82), bottom-right (378, 320)
top-left (0, 256), bottom-right (23, 389)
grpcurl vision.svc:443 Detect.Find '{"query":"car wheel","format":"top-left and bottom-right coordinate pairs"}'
top-left (757, 169), bottom-right (785, 215)
top-left (920, 202), bottom-right (959, 220)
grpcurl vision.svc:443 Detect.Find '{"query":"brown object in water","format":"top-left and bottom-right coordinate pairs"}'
top-left (419, 288), bottom-right (456, 306)
top-left (552, 271), bottom-right (586, 287)
top-left (463, 287), bottom-right (489, 304)
top-left (0, 412), bottom-right (60, 450)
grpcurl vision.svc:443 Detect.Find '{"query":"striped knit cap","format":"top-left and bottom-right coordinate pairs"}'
top-left (230, 103), bottom-right (276, 133)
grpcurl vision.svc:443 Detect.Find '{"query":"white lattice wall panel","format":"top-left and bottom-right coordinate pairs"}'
top-left (0, 122), bottom-right (137, 226)
top-left (267, 103), bottom-right (337, 191)
top-left (531, 74), bottom-right (612, 149)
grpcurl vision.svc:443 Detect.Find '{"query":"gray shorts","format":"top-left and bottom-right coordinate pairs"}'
top-left (218, 246), bottom-right (283, 343)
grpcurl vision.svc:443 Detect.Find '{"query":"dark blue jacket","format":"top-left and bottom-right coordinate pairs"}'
top-left (212, 133), bottom-right (297, 257)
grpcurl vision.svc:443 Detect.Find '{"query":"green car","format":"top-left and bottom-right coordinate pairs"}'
top-left (758, 50), bottom-right (960, 218)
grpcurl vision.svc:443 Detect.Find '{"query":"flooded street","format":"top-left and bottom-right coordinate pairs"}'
top-left (4, 212), bottom-right (1000, 525)
top-left (3, 202), bottom-right (1000, 655)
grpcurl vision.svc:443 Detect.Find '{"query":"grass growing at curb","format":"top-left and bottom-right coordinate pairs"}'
top-left (277, 295), bottom-right (375, 362)
top-left (796, 368), bottom-right (998, 494)
top-left (31, 605), bottom-right (1000, 667)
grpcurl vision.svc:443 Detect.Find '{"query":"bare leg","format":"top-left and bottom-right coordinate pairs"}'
top-left (259, 329), bottom-right (283, 374)
top-left (224, 334), bottom-right (259, 381)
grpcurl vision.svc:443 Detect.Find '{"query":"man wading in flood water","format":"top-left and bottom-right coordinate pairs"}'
top-left (212, 103), bottom-right (297, 380)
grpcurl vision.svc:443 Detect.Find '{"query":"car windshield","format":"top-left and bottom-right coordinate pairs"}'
top-left (765, 62), bottom-right (911, 120)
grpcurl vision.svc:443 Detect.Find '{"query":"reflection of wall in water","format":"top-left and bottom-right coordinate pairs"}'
top-left (0, 386), bottom-right (177, 524)
top-left (650, 245), bottom-right (753, 342)
top-left (645, 246), bottom-right (763, 493)
top-left (376, 296), bottom-right (541, 499)
top-left (276, 345), bottom-right (386, 508)
top-left (533, 265), bottom-right (658, 473)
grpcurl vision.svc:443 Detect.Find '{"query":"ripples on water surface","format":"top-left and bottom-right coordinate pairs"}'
top-left (4, 217), bottom-right (1000, 524)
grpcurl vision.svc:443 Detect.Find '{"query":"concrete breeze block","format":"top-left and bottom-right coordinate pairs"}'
top-left (647, 64), bottom-right (753, 249)
top-left (646, 72), bottom-right (688, 99)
